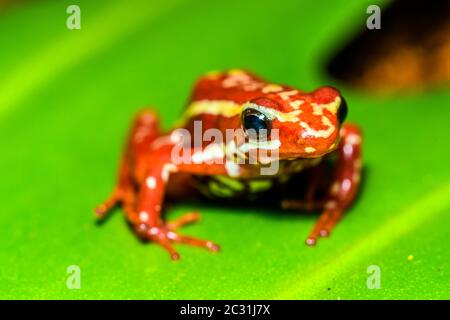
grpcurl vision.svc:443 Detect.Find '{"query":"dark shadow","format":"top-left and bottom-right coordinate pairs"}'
top-left (95, 165), bottom-right (370, 236)
top-left (167, 165), bottom-right (371, 221)
top-left (326, 0), bottom-right (450, 93)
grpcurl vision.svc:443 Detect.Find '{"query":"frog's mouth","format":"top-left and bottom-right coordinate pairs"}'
top-left (278, 144), bottom-right (338, 160)
top-left (233, 141), bottom-right (337, 165)
top-left (230, 133), bottom-right (339, 165)
top-left (232, 138), bottom-right (281, 164)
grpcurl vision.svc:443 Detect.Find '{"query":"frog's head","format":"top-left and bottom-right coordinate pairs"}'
top-left (240, 86), bottom-right (347, 160)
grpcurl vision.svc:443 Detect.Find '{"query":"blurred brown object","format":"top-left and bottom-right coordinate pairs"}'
top-left (0, 0), bottom-right (23, 13)
top-left (327, 0), bottom-right (450, 95)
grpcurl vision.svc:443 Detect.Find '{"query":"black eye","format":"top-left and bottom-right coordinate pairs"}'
top-left (338, 97), bottom-right (348, 124)
top-left (241, 108), bottom-right (271, 140)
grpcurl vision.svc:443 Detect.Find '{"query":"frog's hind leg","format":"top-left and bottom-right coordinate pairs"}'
top-left (94, 109), bottom-right (161, 219)
top-left (306, 123), bottom-right (363, 245)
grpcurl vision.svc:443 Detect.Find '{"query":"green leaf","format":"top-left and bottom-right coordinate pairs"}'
top-left (0, 0), bottom-right (448, 299)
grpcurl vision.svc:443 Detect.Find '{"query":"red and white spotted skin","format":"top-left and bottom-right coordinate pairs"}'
top-left (95, 70), bottom-right (363, 260)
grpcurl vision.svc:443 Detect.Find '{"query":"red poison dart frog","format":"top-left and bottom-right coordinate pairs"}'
top-left (95, 70), bottom-right (363, 260)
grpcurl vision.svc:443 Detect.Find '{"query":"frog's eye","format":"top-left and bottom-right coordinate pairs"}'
top-left (241, 108), bottom-right (272, 140)
top-left (338, 97), bottom-right (348, 124)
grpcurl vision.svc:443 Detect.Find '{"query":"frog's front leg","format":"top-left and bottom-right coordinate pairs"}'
top-left (306, 123), bottom-right (363, 245)
top-left (95, 110), bottom-right (161, 218)
top-left (95, 110), bottom-right (220, 260)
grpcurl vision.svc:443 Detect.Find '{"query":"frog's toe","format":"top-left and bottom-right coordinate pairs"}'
top-left (167, 231), bottom-right (220, 252)
top-left (167, 212), bottom-right (201, 229)
top-left (305, 209), bottom-right (342, 246)
top-left (156, 235), bottom-right (181, 261)
top-left (94, 191), bottom-right (121, 219)
top-left (136, 215), bottom-right (220, 260)
top-left (136, 224), bottom-right (181, 260)
top-left (165, 213), bottom-right (220, 252)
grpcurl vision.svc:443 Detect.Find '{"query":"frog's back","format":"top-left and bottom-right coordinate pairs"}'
top-left (180, 69), bottom-right (294, 132)
top-left (188, 69), bottom-right (270, 103)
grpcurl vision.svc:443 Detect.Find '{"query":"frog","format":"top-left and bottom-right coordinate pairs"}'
top-left (95, 69), bottom-right (363, 260)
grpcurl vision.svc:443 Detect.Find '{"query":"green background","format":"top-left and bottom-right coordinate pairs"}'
top-left (0, 0), bottom-right (449, 299)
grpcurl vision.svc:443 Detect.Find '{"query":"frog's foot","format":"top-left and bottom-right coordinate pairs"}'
top-left (305, 207), bottom-right (342, 246)
top-left (136, 212), bottom-right (220, 260)
top-left (94, 190), bottom-right (121, 218)
top-left (281, 199), bottom-right (342, 245)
